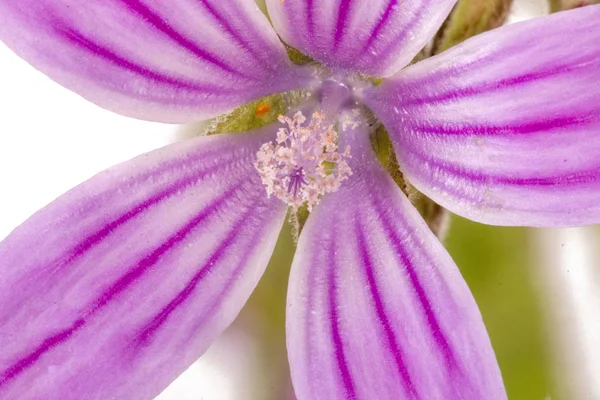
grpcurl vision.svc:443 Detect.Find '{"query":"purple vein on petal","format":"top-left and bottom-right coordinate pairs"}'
top-left (306, 0), bottom-right (315, 38)
top-left (183, 205), bottom-right (272, 344)
top-left (302, 222), bottom-right (323, 397)
top-left (195, 0), bottom-right (269, 66)
top-left (118, 0), bottom-right (255, 80)
top-left (354, 213), bottom-right (418, 399)
top-left (327, 226), bottom-right (357, 399)
top-left (361, 0), bottom-right (398, 53)
top-left (371, 196), bottom-right (457, 370)
top-left (51, 151), bottom-right (242, 276)
top-left (406, 114), bottom-right (595, 137)
top-left (380, 42), bottom-right (530, 93)
top-left (399, 52), bottom-right (600, 107)
top-left (333, 0), bottom-right (354, 48)
top-left (134, 196), bottom-right (259, 344)
top-left (406, 144), bottom-right (600, 188)
top-left (54, 26), bottom-right (237, 98)
top-left (375, 2), bottom-right (428, 68)
top-left (0, 180), bottom-right (245, 384)
top-left (0, 319), bottom-right (85, 385)
top-left (87, 181), bottom-right (245, 314)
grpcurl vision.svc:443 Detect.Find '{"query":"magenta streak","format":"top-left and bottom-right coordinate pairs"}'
top-left (118, 0), bottom-right (255, 80)
top-left (355, 216), bottom-right (418, 398)
top-left (181, 205), bottom-right (274, 345)
top-left (1, 151), bottom-right (245, 337)
top-left (306, 0), bottom-right (315, 38)
top-left (0, 181), bottom-right (245, 385)
top-left (0, 319), bottom-right (85, 385)
top-left (402, 137), bottom-right (600, 188)
top-left (399, 52), bottom-right (600, 107)
top-left (327, 226), bottom-right (357, 399)
top-left (56, 27), bottom-right (238, 98)
top-left (375, 1), bottom-right (428, 66)
top-left (302, 217), bottom-right (327, 396)
top-left (333, 0), bottom-right (354, 48)
top-left (135, 196), bottom-right (264, 343)
top-left (403, 113), bottom-right (593, 137)
top-left (87, 181), bottom-right (245, 314)
top-left (84, 142), bottom-right (253, 212)
top-left (61, 153), bottom-right (242, 271)
top-left (361, 0), bottom-right (398, 53)
top-left (373, 42), bottom-right (529, 98)
top-left (197, 0), bottom-right (273, 66)
top-left (371, 195), bottom-right (458, 369)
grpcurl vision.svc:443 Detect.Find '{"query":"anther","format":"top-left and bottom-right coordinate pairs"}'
top-left (254, 111), bottom-right (352, 210)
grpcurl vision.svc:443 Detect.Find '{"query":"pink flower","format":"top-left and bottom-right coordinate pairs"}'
top-left (0, 1), bottom-right (599, 399)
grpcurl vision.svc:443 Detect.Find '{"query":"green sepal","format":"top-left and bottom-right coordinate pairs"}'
top-left (285, 43), bottom-right (314, 65)
top-left (205, 90), bottom-right (308, 135)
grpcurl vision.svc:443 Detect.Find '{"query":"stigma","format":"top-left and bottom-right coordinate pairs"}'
top-left (254, 111), bottom-right (352, 210)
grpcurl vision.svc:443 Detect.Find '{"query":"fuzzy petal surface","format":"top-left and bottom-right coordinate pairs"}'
top-left (0, 0), bottom-right (309, 123)
top-left (0, 128), bottom-right (286, 399)
top-left (287, 128), bottom-right (505, 400)
top-left (365, 6), bottom-right (600, 226)
top-left (267, 0), bottom-right (456, 77)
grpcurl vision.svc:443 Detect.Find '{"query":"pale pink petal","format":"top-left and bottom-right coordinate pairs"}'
top-left (364, 6), bottom-right (600, 226)
top-left (0, 0), bottom-right (310, 123)
top-left (287, 127), bottom-right (505, 399)
top-left (267, 0), bottom-right (456, 77)
top-left (0, 128), bottom-right (285, 399)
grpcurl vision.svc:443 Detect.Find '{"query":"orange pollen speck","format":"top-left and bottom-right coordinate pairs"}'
top-left (255, 103), bottom-right (271, 117)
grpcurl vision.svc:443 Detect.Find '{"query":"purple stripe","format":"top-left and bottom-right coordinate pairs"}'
top-left (303, 216), bottom-right (328, 397)
top-left (306, 0), bottom-right (315, 38)
top-left (375, 2), bottom-right (428, 67)
top-left (405, 114), bottom-right (594, 137)
top-left (0, 319), bottom-right (85, 385)
top-left (327, 227), bottom-right (357, 399)
top-left (134, 196), bottom-right (259, 342)
top-left (361, 0), bottom-right (398, 52)
top-left (53, 26), bottom-right (237, 98)
top-left (375, 41), bottom-right (529, 96)
top-left (118, 0), bottom-right (254, 80)
top-left (333, 0), bottom-right (354, 48)
top-left (371, 194), bottom-right (457, 369)
top-left (182, 204), bottom-right (275, 344)
top-left (0, 149), bottom-right (247, 330)
top-left (355, 216), bottom-right (418, 398)
top-left (400, 52), bottom-right (599, 107)
top-left (407, 144), bottom-right (600, 188)
top-left (55, 150), bottom-right (244, 275)
top-left (398, 148), bottom-right (496, 206)
top-left (196, 0), bottom-right (271, 66)
top-left (87, 181), bottom-right (245, 314)
top-left (1, 181), bottom-right (246, 383)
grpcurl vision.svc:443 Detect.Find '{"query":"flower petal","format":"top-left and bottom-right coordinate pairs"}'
top-left (267, 0), bottom-right (456, 77)
top-left (0, 0), bottom-right (309, 123)
top-left (0, 128), bottom-right (286, 399)
top-left (287, 128), bottom-right (505, 399)
top-left (364, 6), bottom-right (600, 227)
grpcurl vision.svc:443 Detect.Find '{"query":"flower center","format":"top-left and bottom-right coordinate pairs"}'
top-left (254, 110), bottom-right (352, 210)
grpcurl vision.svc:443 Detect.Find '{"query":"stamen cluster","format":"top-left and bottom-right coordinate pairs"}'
top-left (254, 111), bottom-right (352, 210)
